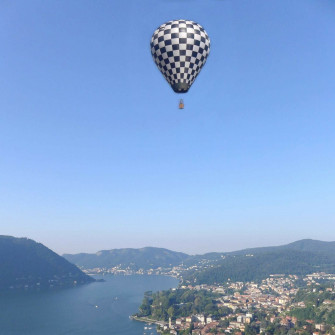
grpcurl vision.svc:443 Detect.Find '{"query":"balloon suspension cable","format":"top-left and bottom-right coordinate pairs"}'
top-left (179, 99), bottom-right (184, 109)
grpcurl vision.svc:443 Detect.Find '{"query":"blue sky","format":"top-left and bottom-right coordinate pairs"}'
top-left (1, 0), bottom-right (335, 255)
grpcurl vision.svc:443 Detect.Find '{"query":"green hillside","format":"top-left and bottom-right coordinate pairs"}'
top-left (230, 239), bottom-right (335, 256)
top-left (63, 239), bottom-right (335, 282)
top-left (0, 236), bottom-right (94, 290)
top-left (184, 248), bottom-right (335, 284)
top-left (63, 247), bottom-right (189, 270)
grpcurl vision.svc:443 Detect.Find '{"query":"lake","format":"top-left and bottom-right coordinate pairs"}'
top-left (0, 275), bottom-right (178, 335)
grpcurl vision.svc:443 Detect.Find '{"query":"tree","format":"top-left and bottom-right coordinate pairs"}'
top-left (167, 306), bottom-right (175, 319)
top-left (245, 324), bottom-right (258, 335)
top-left (138, 296), bottom-right (151, 316)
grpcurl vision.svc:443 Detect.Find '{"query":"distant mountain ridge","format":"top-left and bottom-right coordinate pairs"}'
top-left (185, 239), bottom-right (335, 284)
top-left (229, 239), bottom-right (335, 256)
top-left (0, 236), bottom-right (94, 290)
top-left (184, 249), bottom-right (335, 284)
top-left (64, 247), bottom-right (189, 270)
top-left (64, 239), bottom-right (335, 282)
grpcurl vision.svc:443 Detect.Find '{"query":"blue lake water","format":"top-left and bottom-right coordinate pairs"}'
top-left (0, 275), bottom-right (178, 335)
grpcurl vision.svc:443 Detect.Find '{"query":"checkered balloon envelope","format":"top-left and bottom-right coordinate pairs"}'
top-left (151, 20), bottom-right (210, 93)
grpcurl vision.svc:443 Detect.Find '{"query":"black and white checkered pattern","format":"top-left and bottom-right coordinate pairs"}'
top-left (151, 20), bottom-right (210, 93)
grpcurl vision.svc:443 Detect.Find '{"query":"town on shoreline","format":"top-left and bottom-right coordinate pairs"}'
top-left (82, 259), bottom-right (335, 334)
top-left (129, 272), bottom-right (335, 335)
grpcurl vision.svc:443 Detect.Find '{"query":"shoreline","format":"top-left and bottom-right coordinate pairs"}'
top-left (88, 272), bottom-right (181, 280)
top-left (130, 315), bottom-right (165, 327)
top-left (128, 275), bottom-right (179, 332)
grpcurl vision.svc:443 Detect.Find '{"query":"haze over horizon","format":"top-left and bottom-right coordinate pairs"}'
top-left (10, 236), bottom-right (335, 257)
top-left (1, 0), bottom-right (335, 255)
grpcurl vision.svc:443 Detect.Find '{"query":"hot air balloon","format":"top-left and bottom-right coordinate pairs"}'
top-left (150, 20), bottom-right (210, 109)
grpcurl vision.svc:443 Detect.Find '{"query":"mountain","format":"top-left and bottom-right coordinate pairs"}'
top-left (229, 239), bottom-right (335, 256)
top-left (63, 239), bottom-right (335, 283)
top-left (284, 239), bottom-right (335, 253)
top-left (0, 236), bottom-right (95, 290)
top-left (184, 239), bottom-right (335, 284)
top-left (63, 247), bottom-right (189, 270)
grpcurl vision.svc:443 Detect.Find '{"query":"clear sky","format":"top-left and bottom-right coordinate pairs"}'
top-left (1, 0), bottom-right (335, 255)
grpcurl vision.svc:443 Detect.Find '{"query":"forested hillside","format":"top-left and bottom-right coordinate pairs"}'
top-left (0, 236), bottom-right (94, 290)
top-left (184, 249), bottom-right (335, 284)
top-left (64, 247), bottom-right (189, 270)
top-left (64, 239), bottom-right (335, 283)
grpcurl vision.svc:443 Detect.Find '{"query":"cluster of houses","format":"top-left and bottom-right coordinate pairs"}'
top-left (158, 313), bottom-right (254, 335)
top-left (157, 311), bottom-right (333, 335)
top-left (83, 256), bottom-right (220, 277)
top-left (180, 274), bottom-right (300, 314)
top-left (155, 273), bottom-right (335, 335)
